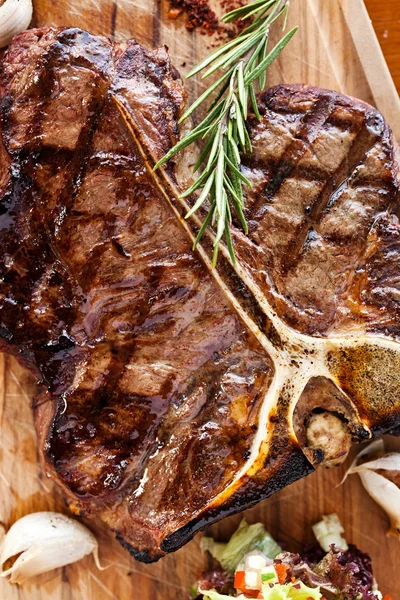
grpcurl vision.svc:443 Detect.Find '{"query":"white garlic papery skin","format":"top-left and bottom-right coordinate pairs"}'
top-left (359, 469), bottom-right (400, 537)
top-left (1, 512), bottom-right (102, 584)
top-left (0, 0), bottom-right (33, 49)
top-left (342, 440), bottom-right (400, 538)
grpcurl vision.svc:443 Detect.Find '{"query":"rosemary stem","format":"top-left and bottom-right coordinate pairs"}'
top-left (154, 0), bottom-right (297, 265)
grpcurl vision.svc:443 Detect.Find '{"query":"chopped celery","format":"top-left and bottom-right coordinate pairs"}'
top-left (261, 565), bottom-right (278, 584)
top-left (201, 520), bottom-right (282, 572)
top-left (261, 572), bottom-right (277, 583)
top-left (312, 514), bottom-right (348, 552)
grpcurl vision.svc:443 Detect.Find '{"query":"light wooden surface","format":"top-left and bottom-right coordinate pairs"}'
top-left (1, 1), bottom-right (400, 599)
top-left (366, 0), bottom-right (400, 93)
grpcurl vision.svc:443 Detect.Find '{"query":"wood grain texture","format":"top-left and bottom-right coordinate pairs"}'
top-left (1, 1), bottom-right (400, 599)
top-left (365, 0), bottom-right (400, 93)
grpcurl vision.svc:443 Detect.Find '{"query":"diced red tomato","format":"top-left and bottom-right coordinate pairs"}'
top-left (383, 596), bottom-right (392, 600)
top-left (243, 590), bottom-right (260, 598)
top-left (242, 591), bottom-right (259, 599)
top-left (275, 563), bottom-right (289, 584)
top-left (234, 571), bottom-right (246, 591)
top-left (233, 571), bottom-right (262, 598)
top-left (233, 571), bottom-right (259, 598)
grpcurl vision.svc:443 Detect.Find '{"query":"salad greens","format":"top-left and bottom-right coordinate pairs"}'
top-left (195, 515), bottom-right (384, 600)
top-left (259, 582), bottom-right (321, 600)
top-left (200, 519), bottom-right (282, 573)
top-left (200, 581), bottom-right (322, 600)
top-left (199, 590), bottom-right (240, 600)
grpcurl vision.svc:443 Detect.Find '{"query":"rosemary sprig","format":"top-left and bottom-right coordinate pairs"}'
top-left (154, 0), bottom-right (297, 266)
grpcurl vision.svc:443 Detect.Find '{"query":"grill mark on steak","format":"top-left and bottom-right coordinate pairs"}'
top-left (0, 48), bottom-right (57, 353)
top-left (254, 95), bottom-right (335, 210)
top-left (114, 41), bottom-right (183, 158)
top-left (0, 29), bottom-right (273, 535)
top-left (48, 83), bottom-right (109, 228)
top-left (282, 114), bottom-right (383, 275)
top-left (43, 32), bottom-right (113, 276)
top-left (152, 0), bottom-right (161, 47)
top-left (1, 30), bottom-right (113, 388)
top-left (234, 85), bottom-right (400, 336)
top-left (89, 264), bottom-right (168, 412)
top-left (111, 2), bottom-right (118, 38)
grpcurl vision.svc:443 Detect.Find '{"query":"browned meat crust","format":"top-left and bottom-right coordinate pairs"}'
top-left (1, 30), bottom-right (400, 562)
top-left (238, 84), bottom-right (400, 339)
top-left (0, 28), bottom-right (275, 561)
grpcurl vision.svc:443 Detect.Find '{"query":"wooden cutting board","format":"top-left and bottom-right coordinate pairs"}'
top-left (1, 1), bottom-right (400, 598)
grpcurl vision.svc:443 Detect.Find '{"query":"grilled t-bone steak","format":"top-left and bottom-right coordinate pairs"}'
top-left (1, 27), bottom-right (400, 562)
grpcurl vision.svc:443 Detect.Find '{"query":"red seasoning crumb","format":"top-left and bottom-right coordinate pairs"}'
top-left (220, 0), bottom-right (246, 12)
top-left (168, 7), bottom-right (183, 19)
top-left (169, 0), bottom-right (219, 34)
top-left (220, 0), bottom-right (247, 33)
top-left (168, 0), bottom-right (248, 38)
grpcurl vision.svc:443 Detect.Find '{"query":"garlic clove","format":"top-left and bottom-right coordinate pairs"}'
top-left (341, 439), bottom-right (400, 539)
top-left (0, 0), bottom-right (33, 49)
top-left (1, 512), bottom-right (103, 584)
top-left (340, 438), bottom-right (385, 484)
top-left (2, 546), bottom-right (46, 585)
top-left (359, 470), bottom-right (400, 537)
top-left (348, 453), bottom-right (400, 474)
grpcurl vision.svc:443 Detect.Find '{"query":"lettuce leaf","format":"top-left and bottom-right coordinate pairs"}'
top-left (198, 589), bottom-right (242, 600)
top-left (200, 520), bottom-right (282, 572)
top-left (262, 582), bottom-right (322, 600)
top-left (200, 537), bottom-right (227, 566)
top-left (260, 587), bottom-right (289, 600)
top-left (199, 582), bottom-right (321, 600)
top-left (314, 545), bottom-right (377, 599)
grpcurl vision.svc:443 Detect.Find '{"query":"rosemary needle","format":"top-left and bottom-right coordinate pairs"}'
top-left (154, 0), bottom-right (297, 266)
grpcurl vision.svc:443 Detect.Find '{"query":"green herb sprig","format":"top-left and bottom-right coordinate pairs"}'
top-left (154, 0), bottom-right (297, 266)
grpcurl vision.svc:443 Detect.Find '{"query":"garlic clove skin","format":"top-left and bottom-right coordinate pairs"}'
top-left (359, 470), bottom-right (400, 537)
top-left (0, 0), bottom-right (33, 49)
top-left (349, 453), bottom-right (400, 474)
top-left (2, 546), bottom-right (47, 585)
top-left (341, 439), bottom-right (400, 539)
top-left (1, 512), bottom-right (103, 584)
top-left (340, 438), bottom-right (384, 484)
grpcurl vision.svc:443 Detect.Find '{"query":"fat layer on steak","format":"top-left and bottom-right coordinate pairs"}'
top-left (1, 28), bottom-right (400, 562)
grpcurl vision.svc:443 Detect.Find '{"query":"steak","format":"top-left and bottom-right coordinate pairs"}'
top-left (1, 28), bottom-right (400, 562)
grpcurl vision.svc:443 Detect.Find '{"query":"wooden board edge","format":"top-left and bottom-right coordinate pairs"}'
top-left (339, 0), bottom-right (400, 140)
